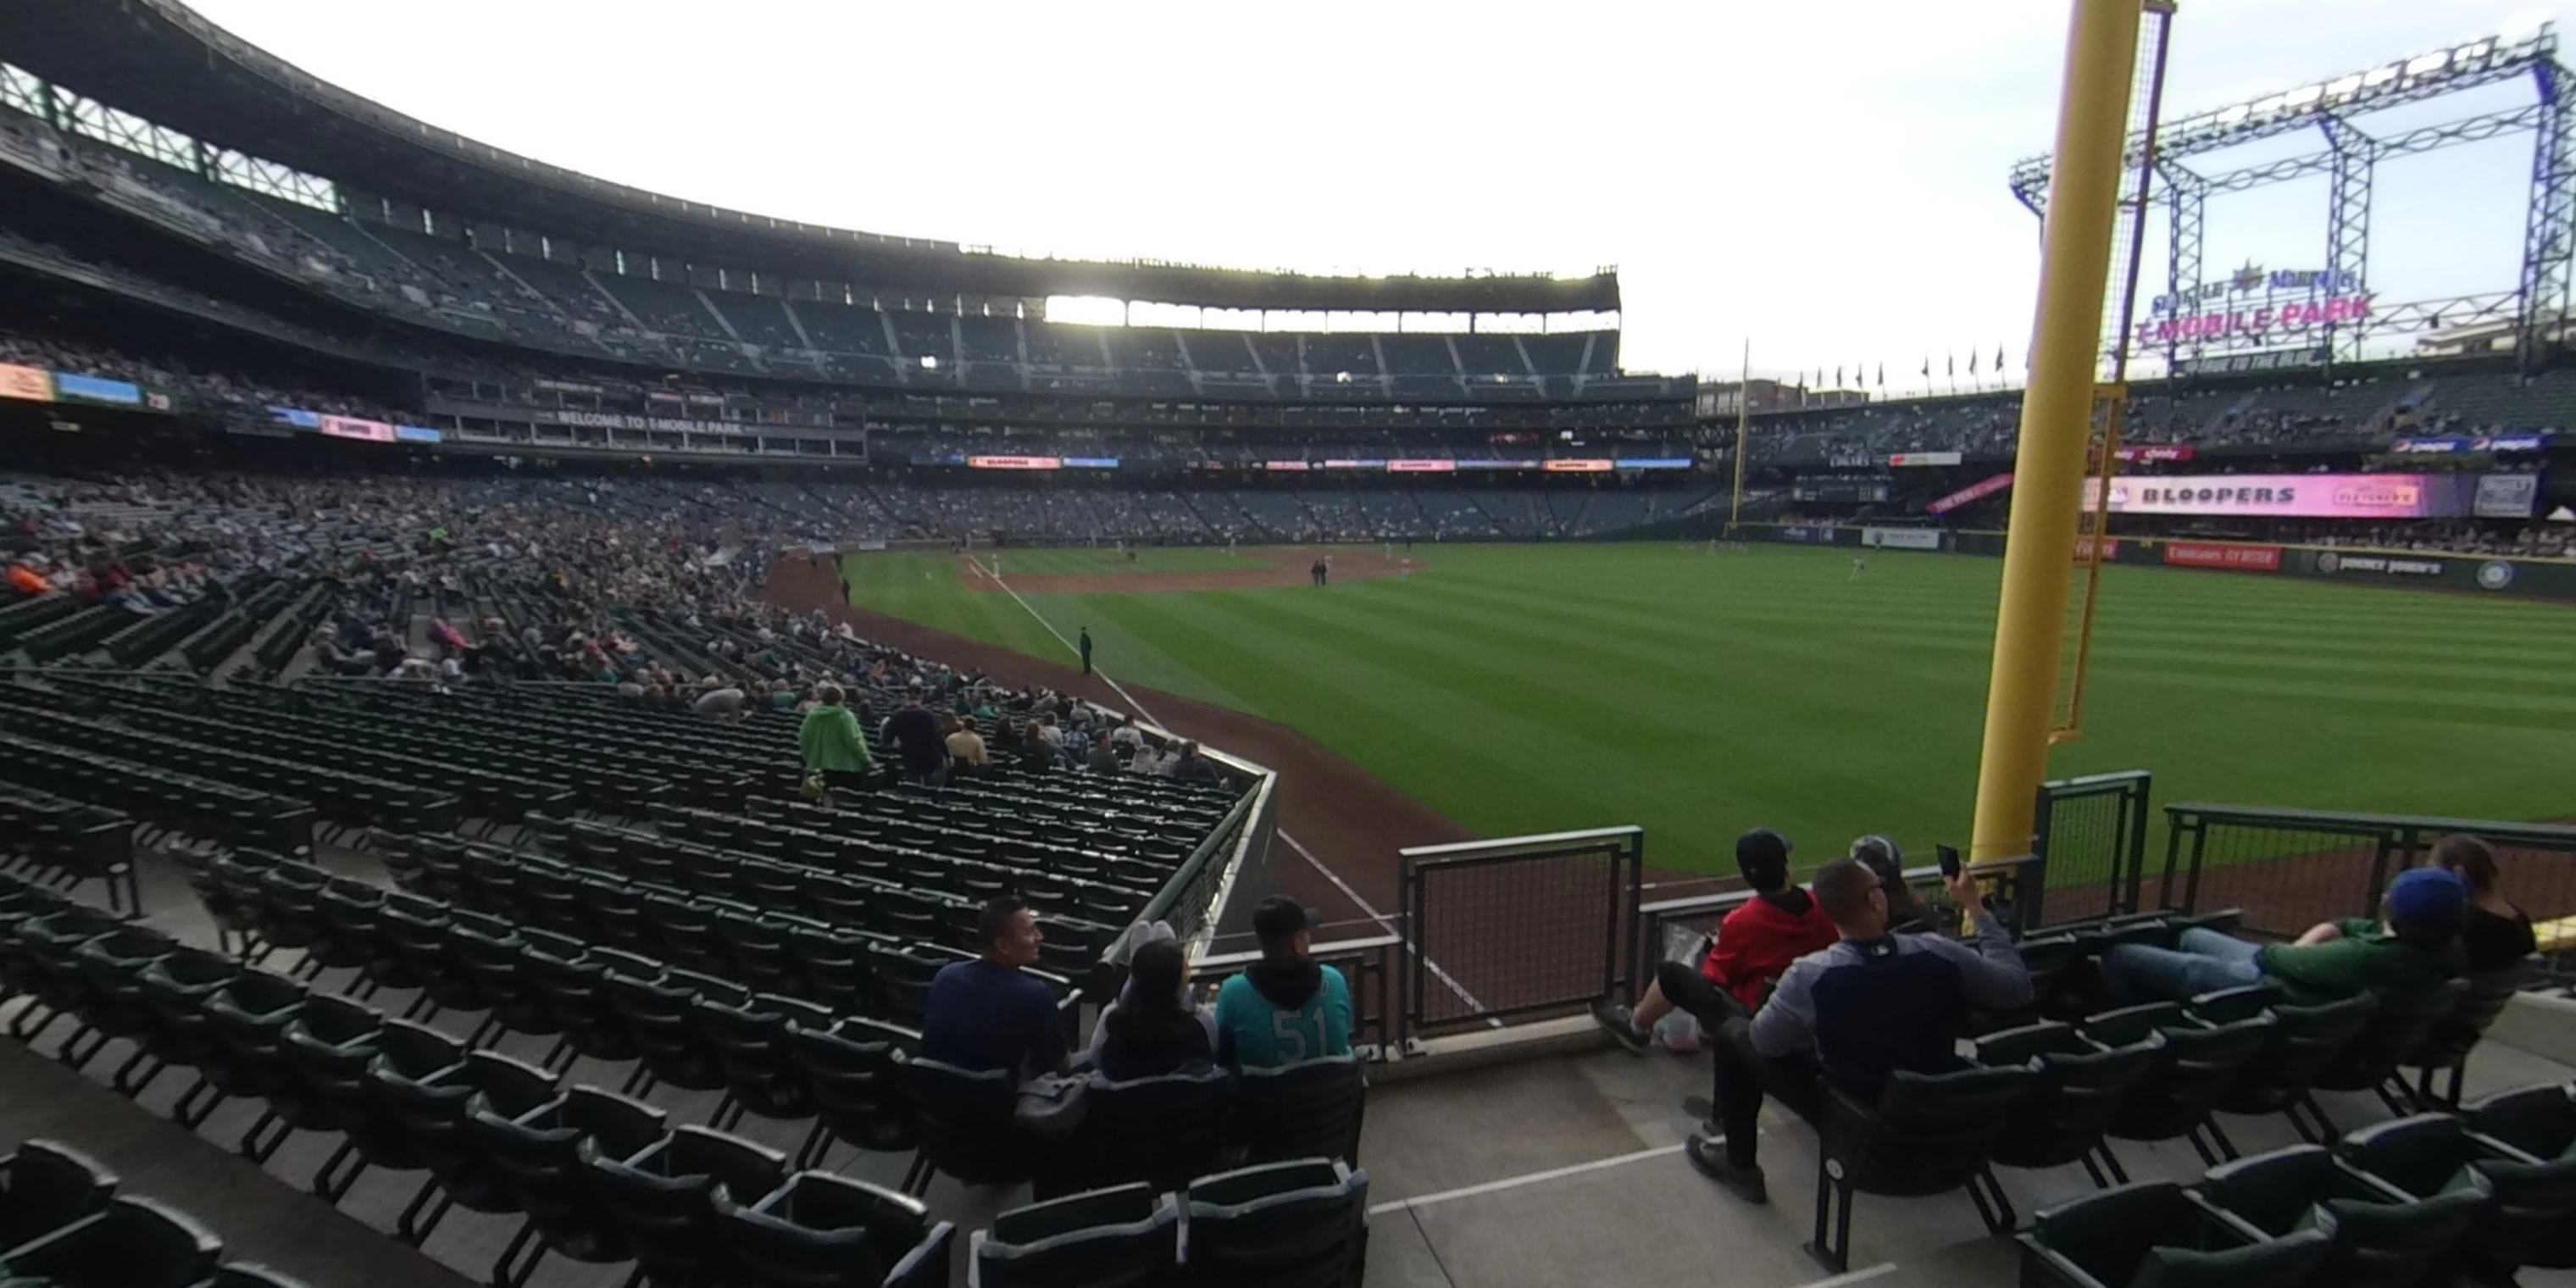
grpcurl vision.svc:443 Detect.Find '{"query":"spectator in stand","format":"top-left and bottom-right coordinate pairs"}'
top-left (879, 691), bottom-right (949, 786)
top-left (1084, 731), bottom-right (1119, 774)
top-left (1215, 897), bottom-right (1353, 1068)
top-left (1685, 857), bottom-right (2030, 1204)
top-left (920, 897), bottom-right (1069, 1079)
top-left (1169, 741), bottom-right (1220, 786)
top-left (797, 684), bottom-right (874, 801)
top-left (1591, 829), bottom-right (1838, 1052)
top-left (2429, 834), bottom-right (2535, 974)
top-left (1849, 835), bottom-right (1933, 930)
top-left (2099, 867), bottom-right (2466, 1005)
top-left (947, 714), bottom-right (990, 770)
top-left (1086, 938), bottom-right (1217, 1080)
top-left (691, 682), bottom-right (747, 719)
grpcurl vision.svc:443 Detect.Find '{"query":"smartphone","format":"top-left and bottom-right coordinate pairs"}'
top-left (1936, 844), bottom-right (1963, 879)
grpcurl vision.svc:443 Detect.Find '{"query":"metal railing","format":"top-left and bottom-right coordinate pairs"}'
top-left (1398, 826), bottom-right (1644, 1035)
top-left (2161, 803), bottom-right (2576, 938)
top-left (2033, 769), bottom-right (2151, 924)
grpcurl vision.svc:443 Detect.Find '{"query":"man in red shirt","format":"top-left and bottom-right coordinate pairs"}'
top-left (1593, 829), bottom-right (1840, 1052)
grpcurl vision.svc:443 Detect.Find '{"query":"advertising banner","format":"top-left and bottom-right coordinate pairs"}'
top-left (1262, 460), bottom-right (1312, 472)
top-left (2390, 434), bottom-right (2550, 454)
top-left (0, 364), bottom-right (52, 402)
top-left (1545, 459), bottom-right (1613, 473)
top-left (1389, 460), bottom-right (1457, 473)
top-left (1888, 451), bottom-right (1963, 468)
top-left (2314, 552), bottom-right (2446, 580)
top-left (1862, 527), bottom-right (1943, 550)
top-left (1926, 473), bottom-right (2013, 514)
top-left (1792, 480), bottom-right (1890, 503)
top-left (2074, 536), bottom-right (2122, 562)
top-left (53, 373), bottom-right (142, 406)
top-left (1778, 525), bottom-right (1841, 545)
top-left (1323, 459), bottom-right (1389, 469)
top-left (319, 415), bottom-right (396, 443)
top-left (268, 406), bottom-right (322, 429)
top-left (1454, 459), bottom-right (1537, 470)
top-left (2090, 473), bottom-right (2470, 519)
top-left (548, 408), bottom-right (753, 436)
top-left (394, 425), bottom-right (443, 444)
top-left (1060, 457), bottom-right (1119, 469)
top-left (970, 456), bottom-right (1063, 470)
top-left (1613, 458), bottom-right (1695, 469)
top-left (2163, 541), bottom-right (2282, 573)
top-left (2112, 445), bottom-right (2195, 463)
top-left (2473, 474), bottom-right (2541, 519)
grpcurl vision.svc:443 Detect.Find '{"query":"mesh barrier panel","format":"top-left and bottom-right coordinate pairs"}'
top-left (2035, 771), bottom-right (2151, 924)
top-left (2165, 805), bottom-right (2576, 940)
top-left (1402, 831), bottom-right (1641, 1034)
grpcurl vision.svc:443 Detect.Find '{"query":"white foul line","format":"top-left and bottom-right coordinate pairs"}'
top-left (1790, 1263), bottom-right (1900, 1288)
top-left (967, 554), bottom-right (1490, 1019)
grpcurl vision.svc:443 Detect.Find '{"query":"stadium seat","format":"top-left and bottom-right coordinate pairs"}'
top-left (2016, 1180), bottom-right (2329, 1287)
top-left (1973, 1019), bottom-right (2162, 1202)
top-left (0, 1194), bottom-right (225, 1288)
top-left (369, 1040), bottom-right (556, 1246)
top-left (2192, 1143), bottom-right (2479, 1288)
top-left (1182, 1158), bottom-right (1369, 1288)
top-left (587, 1124), bottom-right (788, 1288)
top-left (2079, 1001), bottom-right (2271, 1177)
top-left (2193, 987), bottom-right (2373, 1161)
top-left (1807, 1062), bottom-right (2033, 1273)
top-left (1078, 1066), bottom-right (1232, 1192)
top-left (715, 1170), bottom-right (954, 1288)
top-left (278, 992), bottom-right (396, 1197)
top-left (899, 1054), bottom-right (1031, 1193)
top-left (0, 1139), bottom-right (116, 1252)
top-left (1235, 1056), bottom-right (1366, 1166)
top-left (788, 1016), bottom-right (920, 1172)
top-left (2346, 1108), bottom-right (2576, 1282)
top-left (201, 971), bottom-right (314, 1163)
top-left (971, 1182), bottom-right (1179, 1288)
top-left (2393, 957), bottom-right (2537, 1109)
top-left (469, 1085), bottom-right (669, 1288)
top-left (2293, 984), bottom-right (2458, 1139)
top-left (2462, 1082), bottom-right (2576, 1269)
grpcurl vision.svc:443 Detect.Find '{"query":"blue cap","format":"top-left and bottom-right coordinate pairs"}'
top-left (2384, 867), bottom-right (2467, 938)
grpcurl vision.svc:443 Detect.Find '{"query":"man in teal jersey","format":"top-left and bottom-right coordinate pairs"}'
top-left (1214, 897), bottom-right (1352, 1067)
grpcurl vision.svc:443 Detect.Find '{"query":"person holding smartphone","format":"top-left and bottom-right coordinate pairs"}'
top-left (1685, 855), bottom-right (2032, 1205)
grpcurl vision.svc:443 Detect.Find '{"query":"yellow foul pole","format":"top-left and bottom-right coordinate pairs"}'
top-left (1969, 0), bottom-right (2143, 859)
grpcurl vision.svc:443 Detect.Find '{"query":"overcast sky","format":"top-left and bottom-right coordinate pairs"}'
top-left (180, 0), bottom-right (2573, 388)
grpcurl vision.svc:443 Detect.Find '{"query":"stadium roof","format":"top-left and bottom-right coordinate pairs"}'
top-left (6, 0), bottom-right (1619, 314)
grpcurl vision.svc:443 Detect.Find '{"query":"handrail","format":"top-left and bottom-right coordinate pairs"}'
top-left (1399, 824), bottom-right (1644, 862)
top-left (2165, 801), bottom-right (2576, 842)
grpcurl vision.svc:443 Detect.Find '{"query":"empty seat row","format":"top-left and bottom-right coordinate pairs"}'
top-left (0, 731), bottom-right (315, 859)
top-left (0, 707), bottom-right (457, 837)
top-left (2021, 1089), bottom-right (2576, 1287)
top-left (0, 1138), bottom-right (312, 1288)
top-left (0, 786), bottom-right (140, 916)
top-left (969, 1162), bottom-right (1368, 1288)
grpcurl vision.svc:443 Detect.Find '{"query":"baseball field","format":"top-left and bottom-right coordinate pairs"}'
top-left (840, 543), bottom-right (2576, 877)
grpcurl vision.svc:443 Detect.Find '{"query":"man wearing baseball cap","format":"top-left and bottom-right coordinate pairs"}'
top-left (1213, 895), bottom-right (1353, 1068)
top-left (2099, 866), bottom-right (2467, 1006)
top-left (1592, 828), bottom-right (1838, 1052)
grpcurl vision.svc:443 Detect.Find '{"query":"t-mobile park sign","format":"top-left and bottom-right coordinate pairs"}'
top-left (2136, 264), bottom-right (2369, 348)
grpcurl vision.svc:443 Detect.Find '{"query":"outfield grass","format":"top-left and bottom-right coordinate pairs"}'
top-left (842, 544), bottom-right (2576, 876)
top-left (970, 547), bottom-right (1254, 577)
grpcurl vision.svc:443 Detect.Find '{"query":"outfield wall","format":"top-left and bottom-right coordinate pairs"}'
top-left (1630, 518), bottom-right (2576, 603)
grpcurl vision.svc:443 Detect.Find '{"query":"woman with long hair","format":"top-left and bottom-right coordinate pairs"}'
top-left (2429, 833), bottom-right (2536, 972)
top-left (1090, 938), bottom-right (1216, 1080)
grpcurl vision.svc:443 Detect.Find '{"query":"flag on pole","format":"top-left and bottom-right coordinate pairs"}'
top-left (1996, 344), bottom-right (2007, 373)
top-left (1968, 350), bottom-right (1979, 375)
top-left (1947, 353), bottom-right (1956, 376)
top-left (1876, 363), bottom-right (1885, 387)
top-left (1834, 365), bottom-right (1844, 388)
top-left (1920, 357), bottom-right (1931, 379)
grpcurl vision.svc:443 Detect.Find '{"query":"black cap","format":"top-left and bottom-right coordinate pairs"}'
top-left (1252, 896), bottom-right (1320, 944)
top-left (1735, 828), bottom-right (1792, 880)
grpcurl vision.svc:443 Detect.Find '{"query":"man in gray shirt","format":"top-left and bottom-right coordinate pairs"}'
top-left (1687, 855), bottom-right (2031, 1204)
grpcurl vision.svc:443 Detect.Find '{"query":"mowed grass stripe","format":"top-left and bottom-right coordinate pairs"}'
top-left (844, 543), bottom-right (2576, 874)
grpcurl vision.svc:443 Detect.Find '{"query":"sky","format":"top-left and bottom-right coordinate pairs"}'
top-left (178, 0), bottom-right (2574, 389)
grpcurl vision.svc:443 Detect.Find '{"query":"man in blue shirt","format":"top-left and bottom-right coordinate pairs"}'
top-left (1215, 897), bottom-right (1353, 1067)
top-left (920, 897), bottom-right (1069, 1079)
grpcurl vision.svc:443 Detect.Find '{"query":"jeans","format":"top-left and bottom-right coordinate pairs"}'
top-left (2099, 928), bottom-right (2263, 1005)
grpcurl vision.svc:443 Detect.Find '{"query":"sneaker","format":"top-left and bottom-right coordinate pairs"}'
top-left (1685, 1133), bottom-right (1768, 1205)
top-left (1591, 1001), bottom-right (1648, 1053)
